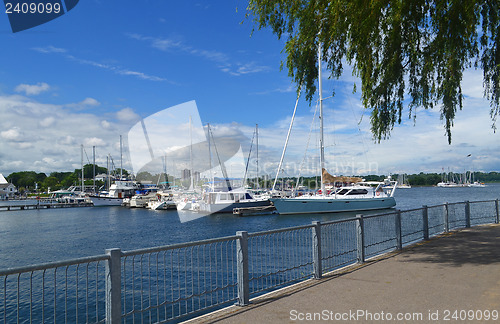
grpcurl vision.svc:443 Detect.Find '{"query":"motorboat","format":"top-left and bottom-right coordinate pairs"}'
top-left (89, 180), bottom-right (138, 206)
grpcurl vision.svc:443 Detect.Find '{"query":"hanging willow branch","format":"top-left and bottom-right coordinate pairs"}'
top-left (246, 0), bottom-right (500, 144)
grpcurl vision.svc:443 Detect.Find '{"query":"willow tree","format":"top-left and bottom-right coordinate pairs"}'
top-left (246, 0), bottom-right (499, 143)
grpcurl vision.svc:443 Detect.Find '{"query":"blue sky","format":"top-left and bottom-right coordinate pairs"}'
top-left (0, 1), bottom-right (499, 179)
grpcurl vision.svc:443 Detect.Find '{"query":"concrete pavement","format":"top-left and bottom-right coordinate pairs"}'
top-left (186, 224), bottom-right (500, 323)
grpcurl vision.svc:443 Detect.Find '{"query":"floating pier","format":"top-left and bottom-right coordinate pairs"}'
top-left (0, 202), bottom-right (93, 211)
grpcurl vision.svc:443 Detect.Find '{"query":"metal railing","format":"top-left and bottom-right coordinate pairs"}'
top-left (1, 199), bottom-right (499, 323)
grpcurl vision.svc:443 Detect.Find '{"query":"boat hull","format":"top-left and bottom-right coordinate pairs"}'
top-left (198, 199), bottom-right (271, 213)
top-left (89, 196), bottom-right (123, 206)
top-left (270, 197), bottom-right (396, 215)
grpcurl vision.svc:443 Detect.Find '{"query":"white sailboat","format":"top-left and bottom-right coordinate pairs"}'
top-left (270, 44), bottom-right (397, 215)
top-left (397, 174), bottom-right (412, 189)
top-left (89, 136), bottom-right (138, 206)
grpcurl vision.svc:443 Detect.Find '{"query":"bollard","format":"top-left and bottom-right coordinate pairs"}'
top-left (105, 248), bottom-right (122, 324)
top-left (422, 205), bottom-right (429, 240)
top-left (444, 203), bottom-right (449, 233)
top-left (236, 231), bottom-right (250, 306)
top-left (496, 200), bottom-right (499, 224)
top-left (465, 201), bottom-right (471, 228)
top-left (356, 215), bottom-right (365, 263)
top-left (395, 210), bottom-right (402, 250)
top-left (312, 221), bottom-right (322, 279)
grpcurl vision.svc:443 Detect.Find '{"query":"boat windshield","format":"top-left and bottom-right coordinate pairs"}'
top-left (335, 188), bottom-right (369, 196)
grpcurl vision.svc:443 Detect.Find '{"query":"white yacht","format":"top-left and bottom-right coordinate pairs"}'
top-left (197, 187), bottom-right (270, 213)
top-left (89, 180), bottom-right (138, 206)
top-left (270, 43), bottom-right (397, 215)
top-left (147, 192), bottom-right (177, 210)
top-left (272, 174), bottom-right (396, 215)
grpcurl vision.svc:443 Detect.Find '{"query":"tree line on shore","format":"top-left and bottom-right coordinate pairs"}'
top-left (254, 172), bottom-right (500, 189)
top-left (5, 164), bottom-right (129, 194)
top-left (5, 169), bottom-right (500, 194)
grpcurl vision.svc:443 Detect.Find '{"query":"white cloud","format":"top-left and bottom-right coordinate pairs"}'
top-left (1, 127), bottom-right (24, 141)
top-left (80, 97), bottom-right (100, 106)
top-left (15, 82), bottom-right (50, 96)
top-left (116, 108), bottom-right (140, 122)
top-left (39, 117), bottom-right (55, 128)
top-left (229, 62), bottom-right (270, 76)
top-left (101, 120), bottom-right (112, 129)
top-left (33, 47), bottom-right (167, 83)
top-left (128, 33), bottom-right (270, 76)
top-left (84, 137), bottom-right (106, 146)
top-left (32, 46), bottom-right (67, 54)
top-left (58, 135), bottom-right (76, 145)
top-left (17, 142), bottom-right (34, 149)
top-left (0, 94), bottom-right (132, 175)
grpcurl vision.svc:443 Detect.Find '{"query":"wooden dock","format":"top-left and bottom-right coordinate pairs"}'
top-left (0, 202), bottom-right (93, 211)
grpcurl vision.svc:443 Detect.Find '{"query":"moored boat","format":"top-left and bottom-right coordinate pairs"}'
top-left (197, 188), bottom-right (271, 213)
top-left (89, 180), bottom-right (138, 206)
top-left (270, 43), bottom-right (397, 215)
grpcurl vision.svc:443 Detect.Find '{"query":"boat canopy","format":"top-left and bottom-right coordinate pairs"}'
top-left (322, 168), bottom-right (363, 184)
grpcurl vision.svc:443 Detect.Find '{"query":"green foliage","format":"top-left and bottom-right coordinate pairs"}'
top-left (246, 0), bottom-right (500, 143)
top-left (6, 164), bottom-right (132, 192)
top-left (7, 171), bottom-right (47, 190)
top-left (74, 164), bottom-right (108, 179)
top-left (42, 176), bottom-right (61, 191)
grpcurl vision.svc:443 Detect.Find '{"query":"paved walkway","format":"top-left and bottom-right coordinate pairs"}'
top-left (187, 224), bottom-right (500, 323)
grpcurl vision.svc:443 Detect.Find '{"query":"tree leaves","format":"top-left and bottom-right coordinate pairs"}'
top-left (247, 0), bottom-right (500, 143)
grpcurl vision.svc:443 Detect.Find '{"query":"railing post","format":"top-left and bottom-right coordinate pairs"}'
top-left (395, 210), bottom-right (402, 251)
top-left (236, 231), bottom-right (250, 306)
top-left (422, 205), bottom-right (429, 240)
top-left (465, 201), bottom-right (471, 228)
top-left (105, 248), bottom-right (122, 324)
top-left (495, 199), bottom-right (499, 224)
top-left (444, 203), bottom-right (449, 233)
top-left (356, 215), bottom-right (365, 263)
top-left (312, 221), bottom-right (322, 279)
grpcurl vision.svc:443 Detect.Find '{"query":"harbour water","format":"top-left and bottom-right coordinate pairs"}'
top-left (0, 184), bottom-right (498, 270)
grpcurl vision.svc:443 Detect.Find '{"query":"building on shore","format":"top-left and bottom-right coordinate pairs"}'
top-left (0, 173), bottom-right (17, 199)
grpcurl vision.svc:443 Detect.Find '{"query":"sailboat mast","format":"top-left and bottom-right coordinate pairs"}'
top-left (318, 43), bottom-right (326, 196)
top-left (93, 146), bottom-right (96, 193)
top-left (120, 135), bottom-right (123, 180)
top-left (81, 144), bottom-right (84, 194)
top-left (256, 123), bottom-right (259, 189)
top-left (207, 123), bottom-right (213, 191)
top-left (189, 116), bottom-right (194, 189)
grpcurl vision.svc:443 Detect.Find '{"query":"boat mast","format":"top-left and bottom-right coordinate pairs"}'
top-left (81, 144), bottom-right (84, 194)
top-left (120, 135), bottom-right (123, 180)
top-left (256, 123), bottom-right (259, 189)
top-left (318, 43), bottom-right (326, 196)
top-left (93, 146), bottom-right (96, 194)
top-left (106, 154), bottom-right (110, 191)
top-left (189, 116), bottom-right (194, 190)
top-left (207, 123), bottom-right (213, 192)
top-left (272, 92), bottom-right (300, 193)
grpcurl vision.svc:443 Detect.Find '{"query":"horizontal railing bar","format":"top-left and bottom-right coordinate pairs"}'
top-left (121, 235), bottom-right (239, 257)
top-left (428, 203), bottom-right (447, 208)
top-left (447, 202), bottom-right (464, 206)
top-left (248, 224), bottom-right (313, 237)
top-left (400, 207), bottom-right (426, 213)
top-left (322, 249), bottom-right (357, 261)
top-left (469, 200), bottom-right (496, 204)
top-left (363, 210), bottom-right (399, 219)
top-left (0, 255), bottom-right (109, 276)
top-left (319, 217), bottom-right (358, 226)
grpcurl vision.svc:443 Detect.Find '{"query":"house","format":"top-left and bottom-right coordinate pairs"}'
top-left (0, 173), bottom-right (17, 199)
